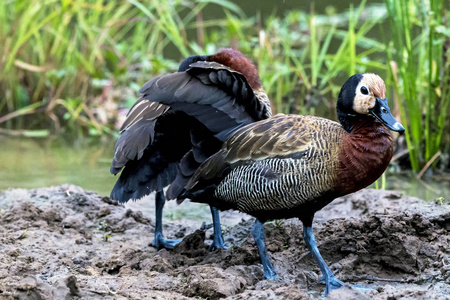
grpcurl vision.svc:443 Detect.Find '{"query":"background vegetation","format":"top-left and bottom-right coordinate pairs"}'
top-left (0, 0), bottom-right (449, 172)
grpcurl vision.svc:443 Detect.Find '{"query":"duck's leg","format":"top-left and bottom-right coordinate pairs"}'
top-left (302, 225), bottom-right (344, 296)
top-left (208, 205), bottom-right (228, 250)
top-left (252, 219), bottom-right (278, 279)
top-left (151, 190), bottom-right (181, 249)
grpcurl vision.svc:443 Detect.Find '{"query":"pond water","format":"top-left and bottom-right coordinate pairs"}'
top-left (0, 138), bottom-right (117, 197)
top-left (0, 137), bottom-right (448, 204)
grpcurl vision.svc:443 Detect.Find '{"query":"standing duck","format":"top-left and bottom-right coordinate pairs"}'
top-left (144, 73), bottom-right (404, 295)
top-left (110, 49), bottom-right (272, 250)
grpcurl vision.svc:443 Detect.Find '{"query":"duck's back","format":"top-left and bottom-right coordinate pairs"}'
top-left (185, 114), bottom-right (347, 220)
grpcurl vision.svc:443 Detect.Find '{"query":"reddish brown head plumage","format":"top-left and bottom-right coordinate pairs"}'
top-left (209, 48), bottom-right (262, 90)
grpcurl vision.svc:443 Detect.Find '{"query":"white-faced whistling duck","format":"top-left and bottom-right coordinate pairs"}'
top-left (143, 72), bottom-right (405, 295)
top-left (110, 48), bottom-right (272, 250)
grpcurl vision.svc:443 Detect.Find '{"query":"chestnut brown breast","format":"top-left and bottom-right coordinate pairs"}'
top-left (336, 118), bottom-right (394, 195)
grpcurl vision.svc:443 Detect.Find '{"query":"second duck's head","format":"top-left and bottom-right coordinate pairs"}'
top-left (337, 73), bottom-right (405, 134)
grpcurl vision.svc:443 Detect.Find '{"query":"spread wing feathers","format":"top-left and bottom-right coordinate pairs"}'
top-left (138, 61), bottom-right (271, 142)
top-left (186, 61), bottom-right (271, 121)
top-left (182, 114), bottom-right (345, 210)
top-left (120, 100), bottom-right (169, 133)
top-left (111, 101), bottom-right (169, 174)
top-left (111, 60), bottom-right (272, 203)
top-left (110, 148), bottom-right (178, 203)
top-left (110, 110), bottom-right (198, 203)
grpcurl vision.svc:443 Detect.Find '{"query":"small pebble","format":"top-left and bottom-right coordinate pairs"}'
top-left (73, 257), bottom-right (82, 264)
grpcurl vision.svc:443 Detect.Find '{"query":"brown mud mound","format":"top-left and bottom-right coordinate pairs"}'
top-left (0, 185), bottom-right (449, 299)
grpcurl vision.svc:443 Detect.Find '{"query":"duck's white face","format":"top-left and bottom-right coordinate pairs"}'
top-left (352, 73), bottom-right (386, 114)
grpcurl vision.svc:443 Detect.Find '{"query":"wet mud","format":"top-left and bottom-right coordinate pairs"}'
top-left (0, 185), bottom-right (449, 299)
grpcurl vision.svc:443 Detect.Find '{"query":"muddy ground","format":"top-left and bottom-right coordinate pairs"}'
top-left (0, 185), bottom-right (449, 299)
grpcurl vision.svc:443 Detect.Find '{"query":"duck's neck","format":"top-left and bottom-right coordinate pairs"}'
top-left (336, 117), bottom-right (394, 195)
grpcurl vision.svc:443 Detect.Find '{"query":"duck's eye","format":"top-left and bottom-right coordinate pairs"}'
top-left (360, 86), bottom-right (369, 95)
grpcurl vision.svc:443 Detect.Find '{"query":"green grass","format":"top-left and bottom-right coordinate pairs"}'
top-left (0, 0), bottom-right (241, 136)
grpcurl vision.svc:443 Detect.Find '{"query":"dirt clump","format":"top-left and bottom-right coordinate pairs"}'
top-left (0, 185), bottom-right (448, 299)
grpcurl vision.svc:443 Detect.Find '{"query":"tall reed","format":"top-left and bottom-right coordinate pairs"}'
top-left (0, 0), bottom-right (240, 134)
top-left (384, 0), bottom-right (449, 171)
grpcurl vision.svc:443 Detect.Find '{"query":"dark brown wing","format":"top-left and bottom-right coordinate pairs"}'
top-left (111, 101), bottom-right (169, 174)
top-left (184, 114), bottom-right (314, 188)
top-left (222, 114), bottom-right (313, 163)
top-left (110, 109), bottom-right (198, 202)
top-left (138, 61), bottom-right (271, 142)
top-left (144, 62), bottom-right (272, 200)
top-left (119, 100), bottom-right (169, 133)
top-left (111, 59), bottom-right (271, 203)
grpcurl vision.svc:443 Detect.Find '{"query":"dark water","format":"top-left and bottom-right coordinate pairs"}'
top-left (0, 138), bottom-right (448, 203)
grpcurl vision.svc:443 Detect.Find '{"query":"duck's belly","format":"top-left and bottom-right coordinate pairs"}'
top-left (214, 157), bottom-right (339, 217)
